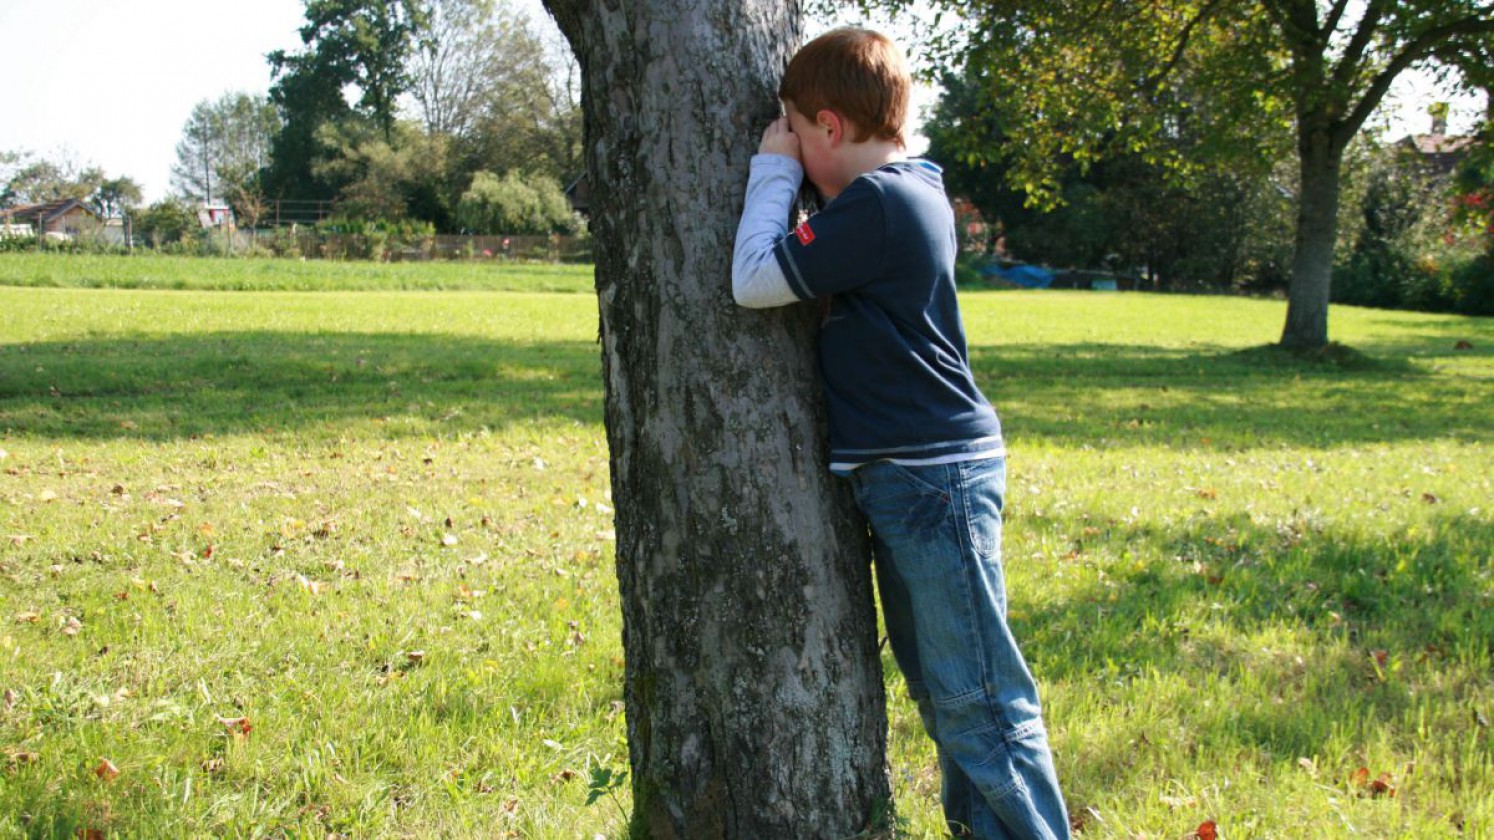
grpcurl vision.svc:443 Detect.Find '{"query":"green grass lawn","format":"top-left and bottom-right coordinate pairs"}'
top-left (0, 258), bottom-right (1490, 838)
top-left (0, 252), bottom-right (595, 293)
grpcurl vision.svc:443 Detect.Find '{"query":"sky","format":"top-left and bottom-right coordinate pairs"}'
top-left (0, 0), bottom-right (1483, 205)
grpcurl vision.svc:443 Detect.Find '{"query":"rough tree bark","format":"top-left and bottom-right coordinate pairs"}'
top-left (1280, 115), bottom-right (1347, 350)
top-left (540, 1), bottom-right (891, 837)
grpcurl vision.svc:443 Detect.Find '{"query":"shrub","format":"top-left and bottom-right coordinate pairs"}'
top-left (457, 170), bottom-right (579, 236)
top-left (132, 199), bottom-right (198, 249)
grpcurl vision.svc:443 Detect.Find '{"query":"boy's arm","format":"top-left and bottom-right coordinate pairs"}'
top-left (732, 117), bottom-right (806, 309)
top-left (732, 155), bottom-right (804, 308)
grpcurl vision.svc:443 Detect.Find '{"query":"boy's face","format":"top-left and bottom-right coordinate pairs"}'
top-left (784, 102), bottom-right (844, 198)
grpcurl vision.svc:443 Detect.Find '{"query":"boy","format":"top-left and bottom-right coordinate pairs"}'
top-left (731, 28), bottom-right (1071, 840)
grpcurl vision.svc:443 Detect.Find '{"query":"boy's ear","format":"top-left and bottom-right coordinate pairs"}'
top-left (815, 109), bottom-right (846, 146)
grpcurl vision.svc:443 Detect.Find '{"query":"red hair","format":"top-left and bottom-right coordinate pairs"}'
top-left (779, 28), bottom-right (910, 145)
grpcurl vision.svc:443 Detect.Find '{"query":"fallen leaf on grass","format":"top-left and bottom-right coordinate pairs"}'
top-left (7, 535), bottom-right (35, 547)
top-left (3, 688), bottom-right (14, 711)
top-left (441, 533), bottom-right (459, 547)
top-left (61, 617), bottom-right (83, 636)
top-left (1189, 820), bottom-right (1218, 840)
top-left (1421, 493), bottom-right (1440, 505)
top-left (76, 828), bottom-right (106, 840)
top-left (94, 759), bottom-right (120, 781)
top-left (405, 650), bottom-right (426, 665)
top-left (6, 750), bottom-right (39, 768)
top-left (218, 717), bottom-right (252, 739)
top-left (14, 612), bottom-right (40, 624)
top-left (295, 575), bottom-right (326, 595)
top-left (1297, 757), bottom-right (1318, 778)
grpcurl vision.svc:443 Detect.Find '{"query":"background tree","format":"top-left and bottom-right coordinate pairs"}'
top-left (171, 93), bottom-right (280, 207)
top-left (455, 169), bottom-right (576, 234)
top-left (313, 119), bottom-right (454, 224)
top-left (411, 0), bottom-right (581, 184)
top-left (408, 0), bottom-right (511, 139)
top-left (90, 176), bottom-right (144, 221)
top-left (540, 0), bottom-right (890, 836)
top-left (859, 0), bottom-right (1494, 348)
top-left (265, 0), bottom-right (427, 201)
top-left (132, 198), bottom-right (198, 248)
top-left (0, 151), bottom-right (104, 206)
top-left (926, 59), bottom-right (1295, 290)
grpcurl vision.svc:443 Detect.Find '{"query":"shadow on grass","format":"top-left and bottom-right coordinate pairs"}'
top-left (0, 332), bottom-right (602, 440)
top-left (1010, 508), bottom-right (1493, 781)
top-left (3, 331), bottom-right (1489, 447)
top-left (973, 342), bottom-right (1491, 449)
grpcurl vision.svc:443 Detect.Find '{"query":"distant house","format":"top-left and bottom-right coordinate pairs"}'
top-left (1396, 110), bottom-right (1475, 177)
top-left (197, 202), bottom-right (235, 229)
top-left (0, 197), bottom-right (101, 238)
top-left (563, 174), bottom-right (591, 216)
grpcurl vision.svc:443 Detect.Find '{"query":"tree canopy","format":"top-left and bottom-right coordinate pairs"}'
top-left (259, 0), bottom-right (580, 232)
top-left (857, 0), bottom-right (1494, 346)
top-left (172, 92), bottom-right (280, 207)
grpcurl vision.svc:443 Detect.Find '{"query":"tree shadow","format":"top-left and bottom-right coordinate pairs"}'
top-left (0, 332), bottom-right (602, 440)
top-left (1008, 508), bottom-right (1494, 788)
top-left (971, 341), bottom-right (1491, 449)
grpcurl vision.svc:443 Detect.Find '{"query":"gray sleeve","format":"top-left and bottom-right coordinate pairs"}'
top-left (731, 154), bottom-right (804, 309)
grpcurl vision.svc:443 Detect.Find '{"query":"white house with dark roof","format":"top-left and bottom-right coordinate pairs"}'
top-left (0, 197), bottom-right (102, 239)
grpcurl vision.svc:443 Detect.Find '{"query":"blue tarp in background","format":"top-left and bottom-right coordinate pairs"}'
top-left (980, 262), bottom-right (1054, 289)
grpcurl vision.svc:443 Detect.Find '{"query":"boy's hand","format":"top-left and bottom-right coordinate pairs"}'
top-left (758, 116), bottom-right (800, 161)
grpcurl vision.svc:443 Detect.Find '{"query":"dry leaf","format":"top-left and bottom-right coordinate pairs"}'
top-left (94, 758), bottom-right (120, 781)
top-left (14, 612), bottom-right (40, 624)
top-left (77, 828), bottom-right (106, 840)
top-left (1192, 820), bottom-right (1218, 840)
top-left (3, 688), bottom-right (15, 711)
top-left (219, 716), bottom-right (253, 738)
top-left (441, 533), bottom-right (459, 547)
top-left (38, 490), bottom-right (59, 503)
top-left (8, 750), bottom-right (39, 766)
top-left (61, 617), bottom-right (83, 636)
top-left (406, 650), bottom-right (426, 665)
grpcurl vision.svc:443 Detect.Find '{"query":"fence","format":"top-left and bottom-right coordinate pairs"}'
top-left (239, 229), bottom-right (592, 263)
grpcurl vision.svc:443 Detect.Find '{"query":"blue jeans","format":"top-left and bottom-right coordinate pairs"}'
top-left (850, 457), bottom-right (1070, 840)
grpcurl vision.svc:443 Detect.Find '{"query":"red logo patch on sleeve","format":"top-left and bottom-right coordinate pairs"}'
top-left (795, 221), bottom-right (816, 246)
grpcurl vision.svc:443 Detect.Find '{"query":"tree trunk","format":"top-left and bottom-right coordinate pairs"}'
top-left (541, 2), bottom-right (891, 837)
top-left (1280, 119), bottom-right (1344, 349)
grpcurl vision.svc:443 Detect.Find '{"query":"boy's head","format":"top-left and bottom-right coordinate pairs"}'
top-left (778, 28), bottom-right (910, 147)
